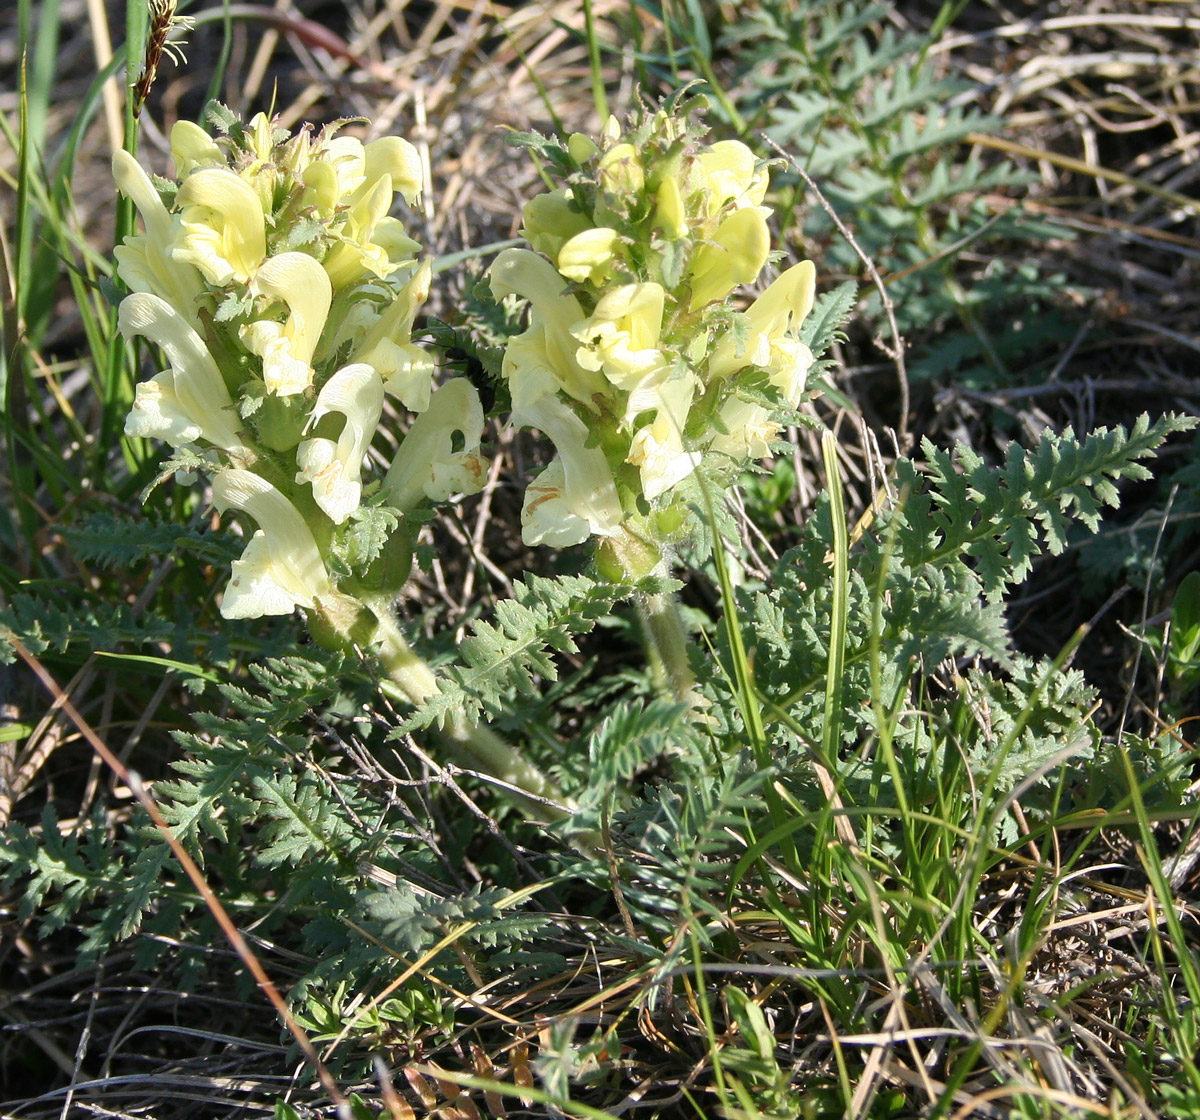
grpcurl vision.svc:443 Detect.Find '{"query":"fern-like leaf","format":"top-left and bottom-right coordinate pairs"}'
top-left (396, 574), bottom-right (669, 732)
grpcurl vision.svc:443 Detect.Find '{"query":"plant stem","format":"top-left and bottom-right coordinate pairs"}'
top-left (638, 587), bottom-right (703, 710)
top-left (320, 594), bottom-right (571, 822)
top-left (600, 531), bottom-right (703, 711)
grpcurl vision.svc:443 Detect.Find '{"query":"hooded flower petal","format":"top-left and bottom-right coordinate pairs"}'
top-left (170, 120), bottom-right (223, 176)
top-left (513, 395), bottom-right (623, 546)
top-left (489, 248), bottom-right (606, 408)
top-left (745, 260), bottom-right (817, 338)
top-left (370, 218), bottom-right (422, 268)
top-left (241, 252), bottom-right (333, 396)
top-left (688, 206), bottom-right (771, 310)
top-left (300, 157), bottom-right (342, 218)
top-left (212, 469), bottom-right (334, 618)
top-left (112, 151), bottom-right (204, 324)
top-left (252, 253), bottom-right (332, 366)
top-left (295, 363), bottom-right (384, 524)
top-left (364, 136), bottom-right (423, 204)
top-left (510, 327), bottom-right (580, 411)
top-left (118, 292), bottom-right (242, 452)
top-left (382, 379), bottom-right (488, 511)
top-left (112, 150), bottom-right (174, 243)
top-left (321, 135), bottom-right (369, 199)
top-left (352, 260), bottom-right (435, 411)
top-left (557, 226), bottom-right (622, 285)
top-left (172, 167), bottom-right (267, 285)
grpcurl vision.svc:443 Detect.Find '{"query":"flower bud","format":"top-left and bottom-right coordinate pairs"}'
top-left (170, 120), bottom-right (223, 177)
top-left (598, 143), bottom-right (644, 199)
top-left (557, 227), bottom-right (622, 285)
top-left (568, 132), bottom-right (598, 164)
top-left (653, 177), bottom-right (687, 240)
top-left (520, 190), bottom-right (590, 260)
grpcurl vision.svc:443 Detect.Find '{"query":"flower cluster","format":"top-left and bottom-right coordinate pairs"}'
top-left (488, 102), bottom-right (817, 575)
top-left (115, 109), bottom-right (488, 620)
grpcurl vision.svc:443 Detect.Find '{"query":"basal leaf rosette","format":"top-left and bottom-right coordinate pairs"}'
top-left (114, 108), bottom-right (487, 622)
top-left (490, 101), bottom-right (817, 580)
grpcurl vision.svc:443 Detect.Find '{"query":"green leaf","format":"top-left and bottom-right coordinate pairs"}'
top-left (1171, 571), bottom-right (1200, 666)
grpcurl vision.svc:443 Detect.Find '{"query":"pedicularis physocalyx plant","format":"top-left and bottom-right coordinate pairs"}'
top-left (112, 106), bottom-right (561, 810)
top-left (492, 103), bottom-right (815, 566)
top-left (114, 98), bottom-right (817, 807)
top-left (490, 98), bottom-right (817, 700)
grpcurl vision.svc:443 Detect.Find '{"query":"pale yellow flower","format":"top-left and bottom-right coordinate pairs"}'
top-left (319, 134), bottom-right (421, 206)
top-left (345, 259), bottom-right (434, 410)
top-left (306, 133), bottom-right (422, 287)
top-left (707, 398), bottom-right (779, 462)
top-left (295, 364), bottom-right (384, 524)
top-left (111, 151), bottom-right (204, 326)
top-left (298, 157), bottom-right (342, 218)
top-left (172, 167), bottom-right (267, 286)
top-left (625, 376), bottom-right (701, 500)
top-left (351, 260), bottom-right (435, 411)
top-left (688, 206), bottom-right (771, 310)
top-left (695, 140), bottom-right (768, 215)
top-left (513, 396), bottom-right (623, 547)
top-left (240, 252), bottom-right (333, 396)
top-left (382, 379), bottom-right (489, 512)
top-left (119, 292), bottom-right (242, 453)
top-left (212, 470), bottom-right (334, 618)
top-left (709, 260), bottom-right (817, 406)
top-left (489, 248), bottom-right (607, 409)
top-left (322, 177), bottom-right (419, 287)
top-left (572, 282), bottom-right (669, 394)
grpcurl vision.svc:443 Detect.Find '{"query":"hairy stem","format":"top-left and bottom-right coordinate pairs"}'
top-left (319, 593), bottom-right (571, 822)
top-left (638, 588), bottom-right (703, 710)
